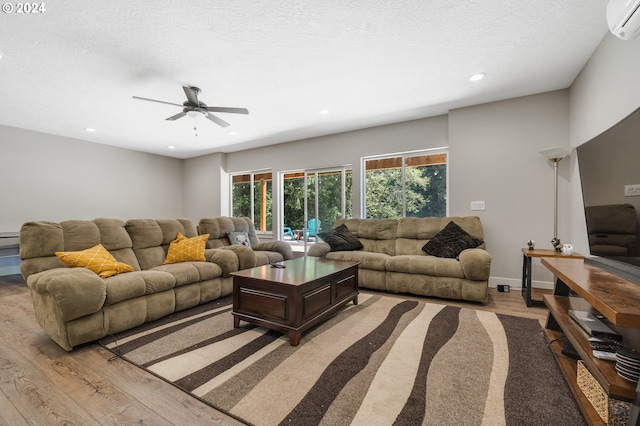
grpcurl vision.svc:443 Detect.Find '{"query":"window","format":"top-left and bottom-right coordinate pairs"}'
top-left (282, 167), bottom-right (353, 233)
top-left (364, 150), bottom-right (447, 218)
top-left (231, 171), bottom-right (272, 231)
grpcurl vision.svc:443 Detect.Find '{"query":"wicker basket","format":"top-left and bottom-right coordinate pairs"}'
top-left (576, 360), bottom-right (632, 425)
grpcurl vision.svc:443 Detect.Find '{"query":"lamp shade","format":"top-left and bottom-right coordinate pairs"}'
top-left (540, 146), bottom-right (573, 161)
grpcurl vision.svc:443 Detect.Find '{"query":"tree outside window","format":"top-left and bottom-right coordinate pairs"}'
top-left (231, 172), bottom-right (272, 231)
top-left (364, 152), bottom-right (447, 219)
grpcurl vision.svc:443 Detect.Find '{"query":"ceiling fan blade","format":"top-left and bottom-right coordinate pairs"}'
top-left (206, 106), bottom-right (249, 115)
top-left (166, 112), bottom-right (186, 121)
top-left (183, 86), bottom-right (199, 105)
top-left (132, 96), bottom-right (183, 107)
top-left (205, 113), bottom-right (230, 127)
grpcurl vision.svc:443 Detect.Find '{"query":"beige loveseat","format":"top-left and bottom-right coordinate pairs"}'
top-left (308, 216), bottom-right (491, 303)
top-left (198, 216), bottom-right (293, 267)
top-left (19, 217), bottom-right (285, 351)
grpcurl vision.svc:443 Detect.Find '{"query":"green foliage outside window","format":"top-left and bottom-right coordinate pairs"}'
top-left (283, 171), bottom-right (352, 231)
top-left (365, 156), bottom-right (446, 219)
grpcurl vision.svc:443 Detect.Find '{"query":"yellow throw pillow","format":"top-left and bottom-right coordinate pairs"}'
top-left (163, 232), bottom-right (209, 264)
top-left (56, 244), bottom-right (134, 279)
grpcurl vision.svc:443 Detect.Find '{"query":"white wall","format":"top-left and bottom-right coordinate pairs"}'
top-left (183, 152), bottom-right (228, 224)
top-left (449, 90), bottom-right (570, 287)
top-left (0, 125), bottom-right (185, 231)
top-left (568, 34), bottom-right (640, 254)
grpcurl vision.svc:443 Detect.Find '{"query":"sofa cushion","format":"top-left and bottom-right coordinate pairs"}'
top-left (422, 221), bottom-right (483, 258)
top-left (326, 251), bottom-right (389, 271)
top-left (152, 261), bottom-right (223, 286)
top-left (104, 270), bottom-right (176, 305)
top-left (386, 255), bottom-right (465, 278)
top-left (163, 233), bottom-right (209, 264)
top-left (19, 221), bottom-right (64, 260)
top-left (94, 218), bottom-right (141, 271)
top-left (60, 220), bottom-right (102, 251)
top-left (94, 218), bottom-right (133, 251)
top-left (56, 244), bottom-right (134, 279)
top-left (254, 250), bottom-right (285, 266)
top-left (157, 219), bottom-right (193, 244)
top-left (318, 224), bottom-right (364, 252)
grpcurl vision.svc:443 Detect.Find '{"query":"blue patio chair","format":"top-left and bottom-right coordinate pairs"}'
top-left (305, 218), bottom-right (321, 241)
top-left (283, 227), bottom-right (295, 240)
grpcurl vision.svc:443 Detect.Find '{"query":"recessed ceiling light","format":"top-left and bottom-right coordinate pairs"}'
top-left (470, 73), bottom-right (486, 82)
top-left (167, 145), bottom-right (176, 150)
top-left (84, 127), bottom-right (96, 132)
top-left (228, 131), bottom-right (238, 135)
top-left (319, 109), bottom-right (329, 115)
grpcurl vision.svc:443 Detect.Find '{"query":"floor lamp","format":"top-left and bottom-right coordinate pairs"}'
top-left (540, 147), bottom-right (573, 252)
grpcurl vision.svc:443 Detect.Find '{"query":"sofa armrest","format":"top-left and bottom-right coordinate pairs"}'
top-left (308, 243), bottom-right (331, 258)
top-left (218, 245), bottom-right (257, 270)
top-left (253, 241), bottom-right (294, 260)
top-left (27, 268), bottom-right (106, 321)
top-left (458, 249), bottom-right (492, 281)
top-left (205, 248), bottom-right (239, 276)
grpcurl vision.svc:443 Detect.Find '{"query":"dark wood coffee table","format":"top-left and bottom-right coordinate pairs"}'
top-left (230, 257), bottom-right (359, 346)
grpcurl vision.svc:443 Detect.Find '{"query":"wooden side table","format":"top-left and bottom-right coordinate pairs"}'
top-left (521, 248), bottom-right (583, 307)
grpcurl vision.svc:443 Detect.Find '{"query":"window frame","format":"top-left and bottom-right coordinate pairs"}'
top-left (229, 169), bottom-right (273, 234)
top-left (361, 148), bottom-right (449, 219)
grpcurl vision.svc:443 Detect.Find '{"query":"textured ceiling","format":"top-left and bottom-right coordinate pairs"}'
top-left (0, 0), bottom-right (608, 159)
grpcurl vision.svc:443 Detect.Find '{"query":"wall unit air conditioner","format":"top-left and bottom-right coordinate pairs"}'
top-left (607, 0), bottom-right (640, 40)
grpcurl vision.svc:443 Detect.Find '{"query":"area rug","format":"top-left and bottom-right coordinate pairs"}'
top-left (100, 293), bottom-right (585, 426)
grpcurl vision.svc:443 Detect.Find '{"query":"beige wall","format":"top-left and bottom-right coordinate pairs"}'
top-left (449, 90), bottom-right (570, 286)
top-left (0, 125), bottom-right (184, 231)
top-left (568, 34), bottom-right (640, 255)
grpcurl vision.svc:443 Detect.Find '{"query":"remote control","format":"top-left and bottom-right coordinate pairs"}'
top-left (593, 350), bottom-right (617, 361)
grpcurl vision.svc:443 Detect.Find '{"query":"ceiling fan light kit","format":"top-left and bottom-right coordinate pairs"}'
top-left (133, 86), bottom-right (249, 135)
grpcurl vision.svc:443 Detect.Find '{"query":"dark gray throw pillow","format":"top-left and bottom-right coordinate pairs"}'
top-left (318, 224), bottom-right (363, 252)
top-left (422, 221), bottom-right (483, 258)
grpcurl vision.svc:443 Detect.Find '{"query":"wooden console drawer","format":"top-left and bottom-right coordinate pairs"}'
top-left (302, 284), bottom-right (331, 319)
top-left (336, 271), bottom-right (357, 300)
top-left (237, 288), bottom-right (288, 321)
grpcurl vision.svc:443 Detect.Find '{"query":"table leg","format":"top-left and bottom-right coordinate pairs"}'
top-left (289, 330), bottom-right (301, 346)
top-left (525, 256), bottom-right (533, 307)
top-left (233, 315), bottom-right (240, 329)
top-left (522, 254), bottom-right (533, 307)
top-left (521, 254), bottom-right (527, 298)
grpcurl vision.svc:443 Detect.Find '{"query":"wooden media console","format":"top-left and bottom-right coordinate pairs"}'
top-left (543, 257), bottom-right (640, 425)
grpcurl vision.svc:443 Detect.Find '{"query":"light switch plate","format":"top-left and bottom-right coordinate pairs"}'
top-left (625, 184), bottom-right (640, 197)
top-left (470, 201), bottom-right (485, 211)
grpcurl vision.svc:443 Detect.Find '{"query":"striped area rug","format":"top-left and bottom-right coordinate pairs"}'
top-left (100, 294), bottom-right (584, 426)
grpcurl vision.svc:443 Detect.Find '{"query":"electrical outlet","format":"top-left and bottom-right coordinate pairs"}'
top-left (470, 201), bottom-right (485, 211)
top-left (625, 184), bottom-right (640, 197)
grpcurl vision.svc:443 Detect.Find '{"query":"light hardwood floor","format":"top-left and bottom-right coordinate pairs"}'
top-left (0, 274), bottom-right (550, 425)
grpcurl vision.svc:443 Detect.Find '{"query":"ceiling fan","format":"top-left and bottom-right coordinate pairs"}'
top-left (132, 85), bottom-right (249, 129)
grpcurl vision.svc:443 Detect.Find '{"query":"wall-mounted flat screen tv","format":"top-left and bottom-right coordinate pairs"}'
top-left (577, 107), bottom-right (640, 284)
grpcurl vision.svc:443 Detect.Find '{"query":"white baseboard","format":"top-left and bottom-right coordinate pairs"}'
top-left (488, 276), bottom-right (554, 291)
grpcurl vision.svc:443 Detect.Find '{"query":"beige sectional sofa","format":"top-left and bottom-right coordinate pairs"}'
top-left (308, 216), bottom-right (491, 303)
top-left (19, 217), bottom-right (291, 351)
